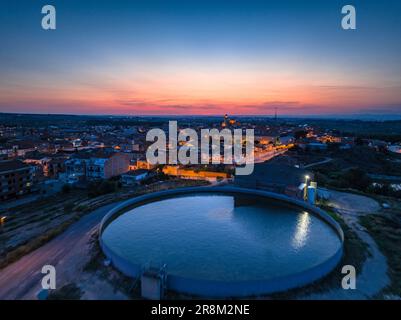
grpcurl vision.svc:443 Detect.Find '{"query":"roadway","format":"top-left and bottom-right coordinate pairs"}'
top-left (254, 149), bottom-right (287, 163)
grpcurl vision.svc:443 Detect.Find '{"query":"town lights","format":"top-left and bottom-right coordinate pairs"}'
top-left (146, 120), bottom-right (255, 176)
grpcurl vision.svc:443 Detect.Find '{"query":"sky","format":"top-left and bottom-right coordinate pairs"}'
top-left (0, 0), bottom-right (401, 117)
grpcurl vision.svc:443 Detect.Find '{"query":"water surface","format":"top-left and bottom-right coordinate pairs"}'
top-left (102, 194), bottom-right (341, 281)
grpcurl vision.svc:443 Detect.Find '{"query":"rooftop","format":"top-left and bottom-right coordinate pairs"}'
top-left (235, 162), bottom-right (312, 192)
top-left (123, 169), bottom-right (149, 176)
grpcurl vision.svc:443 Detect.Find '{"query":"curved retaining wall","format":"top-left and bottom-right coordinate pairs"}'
top-left (99, 186), bottom-right (344, 298)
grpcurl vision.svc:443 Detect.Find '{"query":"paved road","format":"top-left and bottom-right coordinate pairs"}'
top-left (0, 201), bottom-right (119, 300)
top-left (303, 157), bottom-right (332, 169)
top-left (326, 189), bottom-right (381, 213)
top-left (254, 149), bottom-right (286, 163)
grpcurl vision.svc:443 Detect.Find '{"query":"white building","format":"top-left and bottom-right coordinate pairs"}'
top-left (121, 169), bottom-right (149, 186)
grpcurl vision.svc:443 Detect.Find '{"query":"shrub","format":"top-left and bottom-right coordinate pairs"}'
top-left (48, 283), bottom-right (83, 300)
top-left (87, 180), bottom-right (118, 198)
top-left (342, 168), bottom-right (372, 191)
top-left (62, 184), bottom-right (71, 194)
top-left (63, 202), bottom-right (74, 212)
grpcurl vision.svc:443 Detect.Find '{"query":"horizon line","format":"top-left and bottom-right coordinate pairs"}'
top-left (1, 111), bottom-right (401, 120)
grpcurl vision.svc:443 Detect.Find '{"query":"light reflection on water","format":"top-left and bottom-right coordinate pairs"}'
top-left (102, 195), bottom-right (341, 281)
top-left (292, 212), bottom-right (311, 250)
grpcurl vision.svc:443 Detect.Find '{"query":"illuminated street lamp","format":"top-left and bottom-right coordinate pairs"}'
top-left (303, 175), bottom-right (310, 200)
top-left (0, 216), bottom-right (6, 230)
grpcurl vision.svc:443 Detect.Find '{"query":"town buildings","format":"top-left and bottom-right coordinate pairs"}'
top-left (65, 151), bottom-right (131, 181)
top-left (0, 160), bottom-right (33, 200)
top-left (1, 113), bottom-right (398, 203)
top-left (121, 169), bottom-right (150, 186)
top-left (162, 165), bottom-right (230, 182)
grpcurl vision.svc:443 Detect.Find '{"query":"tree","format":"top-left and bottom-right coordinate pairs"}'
top-left (87, 180), bottom-right (118, 198)
top-left (62, 184), bottom-right (71, 194)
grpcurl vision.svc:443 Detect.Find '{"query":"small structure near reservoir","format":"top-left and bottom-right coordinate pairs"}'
top-left (141, 264), bottom-right (167, 300)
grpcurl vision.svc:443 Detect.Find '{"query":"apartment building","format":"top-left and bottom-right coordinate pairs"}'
top-left (0, 160), bottom-right (33, 200)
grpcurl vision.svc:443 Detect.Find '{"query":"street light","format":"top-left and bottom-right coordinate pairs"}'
top-left (303, 175), bottom-right (310, 200)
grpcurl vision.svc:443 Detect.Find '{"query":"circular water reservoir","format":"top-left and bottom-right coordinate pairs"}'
top-left (100, 187), bottom-right (343, 297)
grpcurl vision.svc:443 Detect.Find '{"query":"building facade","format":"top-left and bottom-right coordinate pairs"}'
top-left (65, 152), bottom-right (131, 181)
top-left (121, 169), bottom-right (149, 186)
top-left (0, 160), bottom-right (33, 200)
top-left (162, 165), bottom-right (229, 181)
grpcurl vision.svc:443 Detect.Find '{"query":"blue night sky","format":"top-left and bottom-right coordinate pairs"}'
top-left (0, 0), bottom-right (400, 116)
